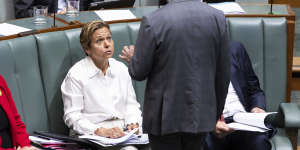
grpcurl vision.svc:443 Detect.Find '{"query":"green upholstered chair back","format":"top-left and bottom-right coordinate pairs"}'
top-left (227, 17), bottom-right (287, 112)
top-left (34, 29), bottom-right (85, 135)
top-left (0, 36), bottom-right (49, 134)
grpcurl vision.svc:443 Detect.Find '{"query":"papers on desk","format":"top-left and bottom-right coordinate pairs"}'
top-left (209, 2), bottom-right (245, 14)
top-left (95, 9), bottom-right (136, 21)
top-left (29, 135), bottom-right (86, 150)
top-left (29, 136), bottom-right (65, 144)
top-left (0, 23), bottom-right (31, 36)
top-left (79, 128), bottom-right (149, 147)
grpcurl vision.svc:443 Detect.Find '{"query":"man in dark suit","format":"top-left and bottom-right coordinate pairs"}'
top-left (204, 41), bottom-right (274, 150)
top-left (119, 0), bottom-right (230, 149)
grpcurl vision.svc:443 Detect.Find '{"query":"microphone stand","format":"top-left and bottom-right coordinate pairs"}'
top-left (52, 1), bottom-right (57, 27)
top-left (269, 0), bottom-right (273, 14)
top-left (53, 12), bottom-right (56, 27)
top-left (159, 0), bottom-right (161, 8)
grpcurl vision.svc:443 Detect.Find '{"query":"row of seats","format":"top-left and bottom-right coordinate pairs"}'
top-left (0, 18), bottom-right (298, 150)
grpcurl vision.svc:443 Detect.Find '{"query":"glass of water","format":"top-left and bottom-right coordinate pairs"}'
top-left (33, 5), bottom-right (48, 24)
top-left (66, 0), bottom-right (80, 17)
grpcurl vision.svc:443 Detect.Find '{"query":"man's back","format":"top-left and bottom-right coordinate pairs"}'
top-left (130, 0), bottom-right (230, 135)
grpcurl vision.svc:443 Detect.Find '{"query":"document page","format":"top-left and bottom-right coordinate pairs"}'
top-left (233, 112), bottom-right (275, 129)
top-left (79, 128), bottom-right (138, 145)
top-left (0, 23), bottom-right (31, 36)
top-left (95, 9), bottom-right (136, 21)
top-left (208, 2), bottom-right (245, 14)
top-left (227, 112), bottom-right (276, 132)
top-left (227, 122), bottom-right (268, 132)
top-left (29, 136), bottom-right (65, 144)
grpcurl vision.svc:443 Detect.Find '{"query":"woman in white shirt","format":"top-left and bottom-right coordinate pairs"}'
top-left (61, 21), bottom-right (142, 150)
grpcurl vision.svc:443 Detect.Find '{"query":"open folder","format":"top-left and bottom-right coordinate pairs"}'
top-left (226, 112), bottom-right (277, 132)
top-left (79, 128), bottom-right (149, 147)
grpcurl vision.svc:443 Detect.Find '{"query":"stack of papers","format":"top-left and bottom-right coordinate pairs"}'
top-left (0, 23), bottom-right (31, 36)
top-left (29, 136), bottom-right (65, 144)
top-left (94, 9), bottom-right (136, 21)
top-left (209, 2), bottom-right (245, 14)
top-left (79, 128), bottom-right (149, 147)
top-left (30, 135), bottom-right (86, 149)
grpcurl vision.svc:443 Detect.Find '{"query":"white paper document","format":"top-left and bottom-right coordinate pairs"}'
top-left (209, 2), bottom-right (245, 14)
top-left (0, 23), bottom-right (31, 36)
top-left (29, 136), bottom-right (65, 144)
top-left (95, 9), bottom-right (136, 21)
top-left (79, 128), bottom-right (149, 147)
top-left (227, 112), bottom-right (276, 132)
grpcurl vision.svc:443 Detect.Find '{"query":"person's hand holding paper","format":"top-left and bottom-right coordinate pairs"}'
top-left (94, 127), bottom-right (125, 139)
top-left (215, 120), bottom-right (234, 138)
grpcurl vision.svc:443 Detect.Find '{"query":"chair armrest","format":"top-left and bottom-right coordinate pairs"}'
top-left (279, 103), bottom-right (300, 128)
top-left (270, 129), bottom-right (293, 150)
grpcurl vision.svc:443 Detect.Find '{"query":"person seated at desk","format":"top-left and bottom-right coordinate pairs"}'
top-left (14, 0), bottom-right (93, 18)
top-left (61, 20), bottom-right (142, 150)
top-left (15, 0), bottom-right (57, 18)
top-left (204, 41), bottom-right (275, 150)
top-left (57, 0), bottom-right (136, 13)
top-left (0, 74), bottom-right (37, 150)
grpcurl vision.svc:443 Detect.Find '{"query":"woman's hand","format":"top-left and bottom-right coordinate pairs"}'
top-left (17, 146), bottom-right (38, 150)
top-left (94, 127), bottom-right (125, 138)
top-left (126, 123), bottom-right (139, 134)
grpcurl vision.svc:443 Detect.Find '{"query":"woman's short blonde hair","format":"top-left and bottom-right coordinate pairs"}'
top-left (80, 20), bottom-right (110, 54)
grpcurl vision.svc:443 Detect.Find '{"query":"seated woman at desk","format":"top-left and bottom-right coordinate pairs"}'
top-left (0, 74), bottom-right (37, 150)
top-left (61, 21), bottom-right (142, 150)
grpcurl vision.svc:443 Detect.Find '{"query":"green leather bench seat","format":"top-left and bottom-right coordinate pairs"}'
top-left (0, 18), bottom-right (298, 150)
top-left (0, 36), bottom-right (49, 134)
top-left (227, 17), bottom-right (287, 112)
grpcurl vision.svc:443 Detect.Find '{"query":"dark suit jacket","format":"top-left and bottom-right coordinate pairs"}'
top-left (0, 75), bottom-right (30, 148)
top-left (129, 0), bottom-right (230, 135)
top-left (14, 0), bottom-right (92, 18)
top-left (229, 41), bottom-right (266, 112)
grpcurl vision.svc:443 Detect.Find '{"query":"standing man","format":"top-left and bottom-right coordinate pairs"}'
top-left (120, 0), bottom-right (230, 150)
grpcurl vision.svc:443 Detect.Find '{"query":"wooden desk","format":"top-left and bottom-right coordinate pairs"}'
top-left (292, 57), bottom-right (300, 90)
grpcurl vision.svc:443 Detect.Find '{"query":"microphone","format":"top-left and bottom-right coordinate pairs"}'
top-left (269, 0), bottom-right (273, 14)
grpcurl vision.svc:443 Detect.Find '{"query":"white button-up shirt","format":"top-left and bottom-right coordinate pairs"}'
top-left (61, 57), bottom-right (142, 135)
top-left (223, 82), bottom-right (246, 118)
